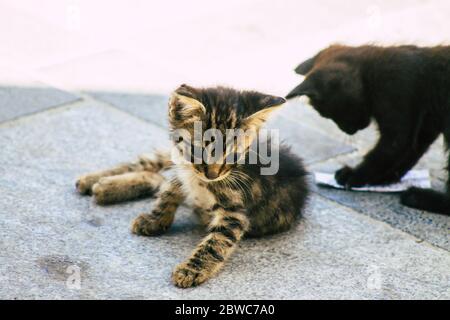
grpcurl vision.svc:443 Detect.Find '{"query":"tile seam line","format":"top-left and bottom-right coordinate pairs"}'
top-left (307, 149), bottom-right (361, 167)
top-left (78, 92), bottom-right (168, 130)
top-left (0, 93), bottom-right (167, 133)
top-left (0, 97), bottom-right (84, 128)
top-left (278, 112), bottom-right (364, 150)
top-left (305, 149), bottom-right (359, 167)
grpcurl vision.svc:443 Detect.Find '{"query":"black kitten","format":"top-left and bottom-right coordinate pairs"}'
top-left (286, 44), bottom-right (450, 215)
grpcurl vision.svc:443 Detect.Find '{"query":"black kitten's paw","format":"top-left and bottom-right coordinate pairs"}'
top-left (400, 187), bottom-right (423, 208)
top-left (335, 166), bottom-right (367, 189)
top-left (335, 166), bottom-right (353, 186)
top-left (400, 187), bottom-right (449, 214)
top-left (372, 170), bottom-right (404, 186)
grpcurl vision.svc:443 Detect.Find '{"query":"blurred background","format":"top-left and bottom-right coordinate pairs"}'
top-left (2, 0), bottom-right (449, 95)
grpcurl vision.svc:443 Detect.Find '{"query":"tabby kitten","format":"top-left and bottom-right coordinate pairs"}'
top-left (286, 44), bottom-right (450, 215)
top-left (76, 84), bottom-right (308, 287)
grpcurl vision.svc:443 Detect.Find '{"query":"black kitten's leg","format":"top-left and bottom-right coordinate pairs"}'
top-left (336, 130), bottom-right (413, 188)
top-left (400, 135), bottom-right (450, 215)
top-left (374, 125), bottom-right (440, 184)
top-left (400, 187), bottom-right (450, 214)
top-left (336, 119), bottom-right (441, 188)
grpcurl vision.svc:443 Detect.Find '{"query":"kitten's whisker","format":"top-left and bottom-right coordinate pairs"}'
top-left (232, 170), bottom-right (252, 187)
top-left (224, 173), bottom-right (240, 195)
top-left (230, 175), bottom-right (246, 197)
top-left (229, 171), bottom-right (253, 199)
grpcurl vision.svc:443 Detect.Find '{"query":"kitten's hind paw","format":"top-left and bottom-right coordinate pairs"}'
top-left (76, 175), bottom-right (100, 195)
top-left (92, 172), bottom-right (163, 205)
top-left (172, 264), bottom-right (208, 288)
top-left (400, 187), bottom-right (450, 214)
top-left (131, 213), bottom-right (173, 236)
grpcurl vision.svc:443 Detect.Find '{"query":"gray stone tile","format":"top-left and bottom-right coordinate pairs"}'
top-left (0, 102), bottom-right (449, 299)
top-left (266, 110), bottom-right (355, 165)
top-left (311, 158), bottom-right (450, 251)
top-left (86, 91), bottom-right (168, 129)
top-left (0, 85), bottom-right (80, 123)
top-left (283, 99), bottom-right (386, 152)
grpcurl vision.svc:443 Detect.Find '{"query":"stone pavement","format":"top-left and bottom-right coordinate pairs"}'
top-left (0, 0), bottom-right (449, 299)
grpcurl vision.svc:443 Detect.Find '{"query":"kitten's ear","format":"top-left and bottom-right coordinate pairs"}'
top-left (294, 56), bottom-right (316, 75)
top-left (243, 93), bottom-right (285, 131)
top-left (169, 84), bottom-right (206, 123)
top-left (174, 83), bottom-right (198, 99)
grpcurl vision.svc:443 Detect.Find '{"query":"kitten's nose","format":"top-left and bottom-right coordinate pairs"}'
top-left (205, 166), bottom-right (220, 180)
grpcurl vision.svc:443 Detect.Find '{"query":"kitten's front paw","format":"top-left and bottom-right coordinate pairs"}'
top-left (131, 213), bottom-right (171, 236)
top-left (76, 175), bottom-right (99, 195)
top-left (335, 166), bottom-right (371, 188)
top-left (334, 166), bottom-right (364, 188)
top-left (172, 264), bottom-right (208, 288)
top-left (335, 166), bottom-right (353, 186)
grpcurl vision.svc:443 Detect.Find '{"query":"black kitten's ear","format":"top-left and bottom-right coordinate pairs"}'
top-left (285, 78), bottom-right (317, 100)
top-left (243, 93), bottom-right (285, 131)
top-left (169, 84), bottom-right (206, 123)
top-left (294, 56), bottom-right (316, 75)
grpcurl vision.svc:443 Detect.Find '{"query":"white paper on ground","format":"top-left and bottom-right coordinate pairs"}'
top-left (314, 170), bottom-right (431, 192)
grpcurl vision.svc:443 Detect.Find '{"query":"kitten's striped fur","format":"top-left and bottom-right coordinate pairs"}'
top-left (76, 85), bottom-right (309, 287)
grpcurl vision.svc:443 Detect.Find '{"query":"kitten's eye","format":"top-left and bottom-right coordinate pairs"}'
top-left (204, 135), bottom-right (217, 148)
top-left (190, 144), bottom-right (204, 163)
top-left (226, 152), bottom-right (242, 163)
